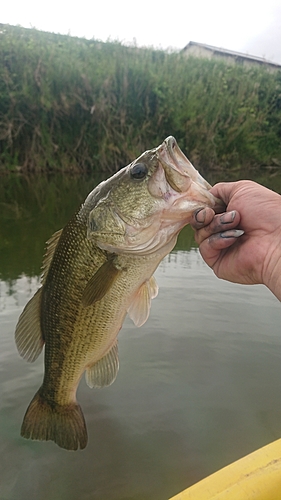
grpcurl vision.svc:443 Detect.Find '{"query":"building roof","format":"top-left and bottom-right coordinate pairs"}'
top-left (183, 41), bottom-right (281, 68)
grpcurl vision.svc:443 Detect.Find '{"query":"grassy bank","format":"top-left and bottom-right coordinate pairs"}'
top-left (0, 24), bottom-right (281, 173)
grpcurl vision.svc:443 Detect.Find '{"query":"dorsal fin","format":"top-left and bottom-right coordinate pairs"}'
top-left (15, 288), bottom-right (44, 362)
top-left (41, 229), bottom-right (63, 284)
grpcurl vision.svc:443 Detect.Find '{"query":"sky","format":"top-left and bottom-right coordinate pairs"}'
top-left (2, 0), bottom-right (281, 64)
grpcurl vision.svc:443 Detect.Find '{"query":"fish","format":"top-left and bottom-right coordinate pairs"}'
top-left (15, 136), bottom-right (219, 451)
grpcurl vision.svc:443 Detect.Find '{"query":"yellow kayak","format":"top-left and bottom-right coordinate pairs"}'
top-left (169, 439), bottom-right (281, 500)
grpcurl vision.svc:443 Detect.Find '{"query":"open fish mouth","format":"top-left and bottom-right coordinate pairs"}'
top-left (154, 136), bottom-right (220, 208)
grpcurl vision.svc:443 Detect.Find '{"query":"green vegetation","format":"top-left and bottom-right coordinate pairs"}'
top-left (0, 24), bottom-right (281, 173)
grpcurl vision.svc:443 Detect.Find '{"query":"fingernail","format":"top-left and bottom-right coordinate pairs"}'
top-left (220, 229), bottom-right (244, 238)
top-left (220, 211), bottom-right (236, 224)
top-left (195, 208), bottom-right (206, 223)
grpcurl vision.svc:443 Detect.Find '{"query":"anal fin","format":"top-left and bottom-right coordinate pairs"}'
top-left (85, 342), bottom-right (119, 388)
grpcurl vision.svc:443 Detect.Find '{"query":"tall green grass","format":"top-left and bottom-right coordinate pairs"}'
top-left (0, 24), bottom-right (280, 173)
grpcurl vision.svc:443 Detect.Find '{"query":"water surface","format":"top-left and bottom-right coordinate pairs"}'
top-left (1, 173), bottom-right (281, 500)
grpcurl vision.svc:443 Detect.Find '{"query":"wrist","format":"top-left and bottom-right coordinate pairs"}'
top-left (264, 251), bottom-right (281, 301)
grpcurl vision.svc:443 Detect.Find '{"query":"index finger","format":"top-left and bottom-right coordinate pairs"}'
top-left (210, 182), bottom-right (241, 206)
top-left (190, 207), bottom-right (215, 230)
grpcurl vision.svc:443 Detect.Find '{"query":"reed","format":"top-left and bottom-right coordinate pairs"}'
top-left (0, 24), bottom-right (280, 173)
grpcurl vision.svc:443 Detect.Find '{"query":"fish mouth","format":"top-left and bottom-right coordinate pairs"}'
top-left (155, 136), bottom-right (221, 209)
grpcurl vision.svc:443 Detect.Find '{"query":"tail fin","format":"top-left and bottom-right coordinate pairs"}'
top-left (21, 391), bottom-right (88, 450)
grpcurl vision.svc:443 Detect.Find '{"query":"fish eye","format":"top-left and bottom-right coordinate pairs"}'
top-left (130, 162), bottom-right (148, 180)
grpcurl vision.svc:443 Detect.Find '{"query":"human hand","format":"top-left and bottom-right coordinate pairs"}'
top-left (191, 181), bottom-right (281, 301)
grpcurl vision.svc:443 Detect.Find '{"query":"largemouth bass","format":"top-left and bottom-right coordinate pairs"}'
top-left (15, 136), bottom-right (219, 450)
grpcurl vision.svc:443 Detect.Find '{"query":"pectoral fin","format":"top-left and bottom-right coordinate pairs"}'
top-left (82, 258), bottom-right (121, 307)
top-left (127, 275), bottom-right (159, 327)
top-left (15, 288), bottom-right (44, 362)
top-left (85, 342), bottom-right (119, 388)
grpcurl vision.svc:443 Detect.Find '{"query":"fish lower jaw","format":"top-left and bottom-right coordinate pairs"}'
top-left (169, 189), bottom-right (216, 214)
top-left (100, 229), bottom-right (178, 257)
top-left (160, 182), bottom-right (216, 214)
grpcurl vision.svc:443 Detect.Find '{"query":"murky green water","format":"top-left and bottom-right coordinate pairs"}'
top-left (1, 172), bottom-right (281, 500)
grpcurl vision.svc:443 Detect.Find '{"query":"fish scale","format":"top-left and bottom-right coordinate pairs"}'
top-left (15, 136), bottom-right (220, 450)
